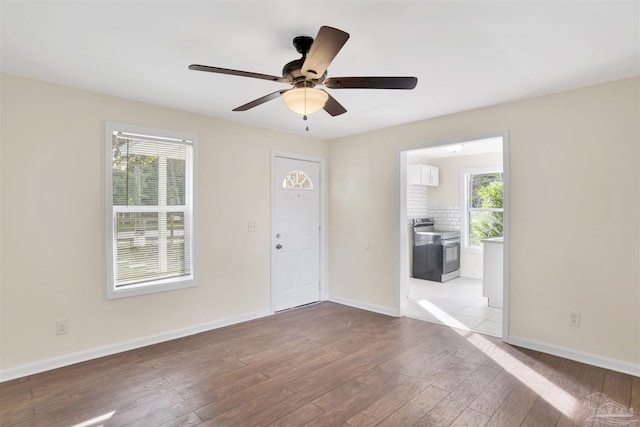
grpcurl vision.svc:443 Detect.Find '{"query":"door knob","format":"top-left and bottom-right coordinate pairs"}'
top-left (276, 244), bottom-right (282, 250)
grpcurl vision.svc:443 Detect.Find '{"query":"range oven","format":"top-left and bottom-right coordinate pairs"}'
top-left (412, 218), bottom-right (460, 282)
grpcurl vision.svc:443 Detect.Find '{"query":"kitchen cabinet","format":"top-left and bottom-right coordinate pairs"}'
top-left (482, 237), bottom-right (503, 309)
top-left (407, 164), bottom-right (439, 186)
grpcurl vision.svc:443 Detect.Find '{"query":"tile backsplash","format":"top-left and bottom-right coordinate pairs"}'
top-left (407, 186), bottom-right (461, 230)
top-left (407, 185), bottom-right (429, 219)
top-left (428, 205), bottom-right (461, 230)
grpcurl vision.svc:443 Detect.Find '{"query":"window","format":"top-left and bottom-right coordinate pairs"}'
top-left (283, 170), bottom-right (313, 189)
top-left (463, 167), bottom-right (503, 249)
top-left (106, 123), bottom-right (197, 299)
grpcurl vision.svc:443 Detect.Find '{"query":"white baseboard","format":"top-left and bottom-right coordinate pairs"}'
top-left (329, 296), bottom-right (399, 317)
top-left (0, 308), bottom-right (273, 383)
top-left (506, 335), bottom-right (640, 377)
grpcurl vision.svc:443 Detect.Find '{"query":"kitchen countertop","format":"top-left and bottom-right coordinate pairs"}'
top-left (482, 236), bottom-right (504, 244)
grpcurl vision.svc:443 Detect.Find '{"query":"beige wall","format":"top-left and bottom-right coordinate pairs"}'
top-left (0, 74), bottom-right (328, 371)
top-left (329, 77), bottom-right (640, 369)
top-left (427, 152), bottom-right (503, 206)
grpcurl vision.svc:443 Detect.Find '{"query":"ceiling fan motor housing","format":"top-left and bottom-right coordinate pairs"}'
top-left (293, 36), bottom-right (314, 56)
top-left (282, 58), bottom-right (305, 81)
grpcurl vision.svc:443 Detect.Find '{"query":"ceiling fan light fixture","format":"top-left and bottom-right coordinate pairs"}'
top-left (282, 87), bottom-right (328, 115)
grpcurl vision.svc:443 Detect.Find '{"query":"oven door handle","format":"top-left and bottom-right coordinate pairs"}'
top-left (442, 239), bottom-right (460, 246)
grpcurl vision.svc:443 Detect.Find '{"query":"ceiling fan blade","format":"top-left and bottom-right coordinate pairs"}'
top-left (325, 76), bottom-right (418, 90)
top-left (189, 64), bottom-right (291, 84)
top-left (232, 89), bottom-right (289, 111)
top-left (321, 90), bottom-right (347, 116)
top-left (302, 26), bottom-right (350, 80)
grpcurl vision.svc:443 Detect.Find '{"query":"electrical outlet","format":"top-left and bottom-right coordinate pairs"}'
top-left (56, 319), bottom-right (68, 335)
top-left (569, 312), bottom-right (581, 327)
top-left (248, 220), bottom-right (257, 232)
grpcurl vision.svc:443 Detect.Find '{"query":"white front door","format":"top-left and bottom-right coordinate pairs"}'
top-left (272, 156), bottom-right (320, 312)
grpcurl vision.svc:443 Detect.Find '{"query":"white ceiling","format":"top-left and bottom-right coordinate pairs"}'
top-left (408, 137), bottom-right (504, 161)
top-left (1, 1), bottom-right (638, 140)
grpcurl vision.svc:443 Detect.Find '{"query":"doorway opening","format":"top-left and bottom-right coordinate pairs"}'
top-left (398, 134), bottom-right (509, 339)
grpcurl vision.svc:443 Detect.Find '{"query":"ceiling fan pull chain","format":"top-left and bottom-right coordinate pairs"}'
top-left (303, 86), bottom-right (309, 131)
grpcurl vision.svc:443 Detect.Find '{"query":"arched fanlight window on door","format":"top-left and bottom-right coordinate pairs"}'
top-left (283, 170), bottom-right (313, 190)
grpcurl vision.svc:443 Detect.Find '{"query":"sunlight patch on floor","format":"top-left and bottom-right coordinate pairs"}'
top-left (418, 298), bottom-right (579, 417)
top-left (417, 298), bottom-right (471, 330)
top-left (71, 411), bottom-right (115, 427)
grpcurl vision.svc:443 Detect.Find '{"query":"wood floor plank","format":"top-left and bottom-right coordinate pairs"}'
top-left (108, 391), bottom-right (185, 426)
top-left (0, 406), bottom-right (34, 426)
top-left (282, 338), bottom-right (410, 394)
top-left (375, 385), bottom-right (450, 426)
top-left (449, 407), bottom-right (490, 427)
top-left (527, 357), bottom-right (587, 427)
top-left (484, 352), bottom-right (562, 427)
top-left (176, 344), bottom-right (342, 404)
top-left (156, 410), bottom-right (202, 427)
top-left (260, 345), bottom-right (347, 379)
top-left (238, 335), bottom-right (321, 364)
top-left (346, 378), bottom-right (436, 427)
top-left (467, 370), bottom-right (519, 417)
top-left (602, 369), bottom-right (634, 407)
top-left (347, 351), bottom-right (465, 426)
top-left (632, 376), bottom-right (640, 414)
top-left (377, 344), bottom-right (432, 373)
top-left (415, 364), bottom-right (501, 426)
top-left (555, 362), bottom-right (608, 427)
top-left (397, 348), bottom-right (457, 377)
top-left (195, 386), bottom-right (294, 425)
top-left (431, 359), bottom-right (485, 392)
top-left (2, 302), bottom-right (638, 427)
top-left (33, 375), bottom-right (172, 426)
top-left (305, 367), bottom-right (410, 426)
top-left (185, 346), bottom-right (349, 422)
top-left (234, 385), bottom-right (325, 426)
top-left (266, 403), bottom-right (325, 427)
top-left (520, 397), bottom-right (562, 427)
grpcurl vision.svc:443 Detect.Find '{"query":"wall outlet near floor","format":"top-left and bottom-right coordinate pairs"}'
top-left (569, 312), bottom-right (581, 327)
top-left (248, 220), bottom-right (257, 232)
top-left (56, 319), bottom-right (68, 335)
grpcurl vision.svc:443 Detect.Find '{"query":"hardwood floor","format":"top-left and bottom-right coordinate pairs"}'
top-left (1, 302), bottom-right (638, 426)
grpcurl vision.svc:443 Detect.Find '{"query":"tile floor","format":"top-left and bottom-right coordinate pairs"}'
top-left (407, 276), bottom-right (503, 337)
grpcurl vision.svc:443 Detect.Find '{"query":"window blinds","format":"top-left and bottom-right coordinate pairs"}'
top-left (111, 134), bottom-right (194, 288)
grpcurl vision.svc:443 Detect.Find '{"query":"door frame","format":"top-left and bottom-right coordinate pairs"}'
top-left (396, 131), bottom-right (510, 341)
top-left (271, 151), bottom-right (327, 312)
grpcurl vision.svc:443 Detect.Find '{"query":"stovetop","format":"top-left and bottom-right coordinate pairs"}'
top-left (414, 228), bottom-right (460, 240)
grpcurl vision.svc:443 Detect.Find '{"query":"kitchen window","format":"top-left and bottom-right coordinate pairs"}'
top-left (462, 167), bottom-right (503, 250)
top-left (105, 122), bottom-right (198, 299)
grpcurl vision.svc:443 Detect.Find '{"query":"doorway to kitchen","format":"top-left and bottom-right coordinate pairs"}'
top-left (398, 134), bottom-right (509, 339)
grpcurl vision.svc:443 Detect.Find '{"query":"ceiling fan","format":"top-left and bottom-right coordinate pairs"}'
top-left (188, 26), bottom-right (418, 118)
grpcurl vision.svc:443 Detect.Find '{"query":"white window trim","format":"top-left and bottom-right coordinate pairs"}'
top-left (460, 165), bottom-right (503, 253)
top-left (105, 122), bottom-right (198, 299)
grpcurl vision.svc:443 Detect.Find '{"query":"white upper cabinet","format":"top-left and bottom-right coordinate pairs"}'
top-left (408, 164), bottom-right (439, 186)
